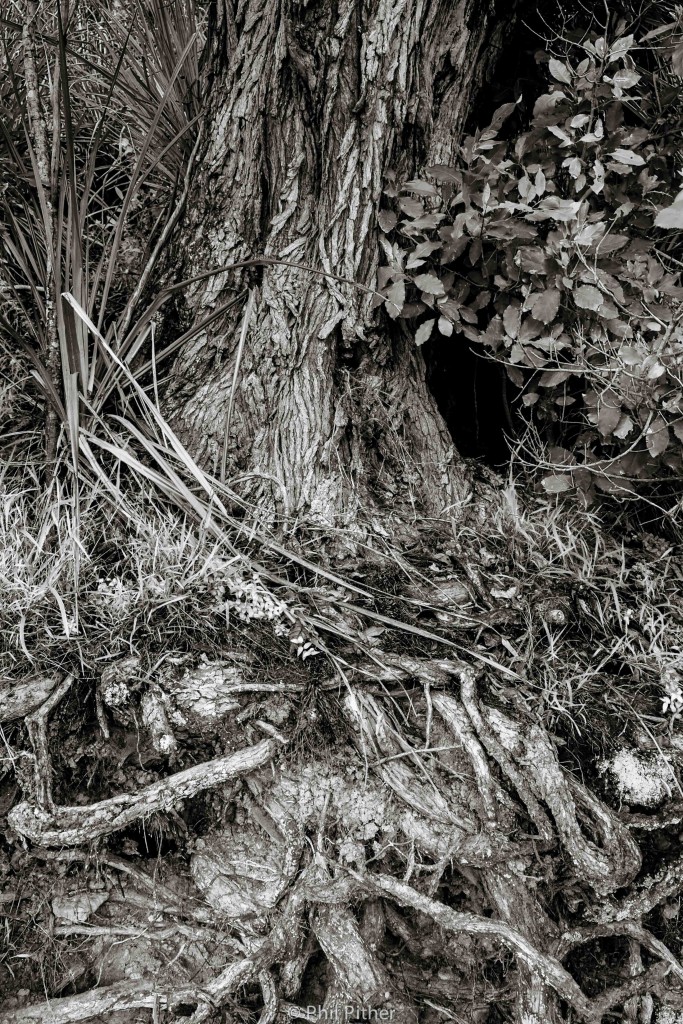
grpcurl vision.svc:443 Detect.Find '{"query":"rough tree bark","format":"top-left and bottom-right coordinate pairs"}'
top-left (166, 0), bottom-right (510, 528)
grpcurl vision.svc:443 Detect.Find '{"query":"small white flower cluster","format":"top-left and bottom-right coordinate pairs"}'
top-left (94, 576), bottom-right (136, 615)
top-left (101, 678), bottom-right (130, 708)
top-left (661, 666), bottom-right (683, 720)
top-left (289, 632), bottom-right (320, 660)
top-left (226, 574), bottom-right (289, 623)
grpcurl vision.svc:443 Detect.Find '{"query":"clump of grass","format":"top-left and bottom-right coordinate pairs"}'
top-left (455, 465), bottom-right (683, 751)
top-left (0, 446), bottom-right (297, 682)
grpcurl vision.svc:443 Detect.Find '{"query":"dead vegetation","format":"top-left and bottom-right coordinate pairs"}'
top-left (1, 460), bottom-right (683, 1023)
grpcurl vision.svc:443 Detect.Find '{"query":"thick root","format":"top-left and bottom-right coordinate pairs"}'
top-left (0, 674), bottom-right (63, 724)
top-left (0, 982), bottom-right (209, 1024)
top-left (467, 686), bottom-right (641, 894)
top-left (8, 738), bottom-right (281, 845)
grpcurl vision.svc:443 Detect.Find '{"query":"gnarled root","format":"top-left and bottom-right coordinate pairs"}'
top-left (0, 674), bottom-right (63, 724)
top-left (311, 900), bottom-right (415, 1023)
top-left (4, 660), bottom-right (673, 1024)
top-left (588, 848), bottom-right (683, 924)
top-left (457, 670), bottom-right (641, 894)
top-left (9, 738), bottom-right (282, 845)
top-left (0, 981), bottom-right (211, 1024)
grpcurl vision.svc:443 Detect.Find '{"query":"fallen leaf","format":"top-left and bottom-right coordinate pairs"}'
top-left (646, 417), bottom-right (669, 458)
top-left (542, 474), bottom-right (573, 493)
top-left (52, 892), bottom-right (109, 924)
top-left (654, 203), bottom-right (683, 230)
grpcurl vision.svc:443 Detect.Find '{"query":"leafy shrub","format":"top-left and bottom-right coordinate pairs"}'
top-left (377, 11), bottom-right (683, 504)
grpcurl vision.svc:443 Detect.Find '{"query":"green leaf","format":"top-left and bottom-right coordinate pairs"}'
top-left (399, 302), bottom-right (427, 318)
top-left (515, 248), bottom-right (551, 274)
top-left (413, 273), bottom-right (445, 296)
top-left (548, 58), bottom-right (573, 85)
top-left (573, 285), bottom-right (604, 311)
top-left (597, 391), bottom-right (622, 436)
top-left (378, 210), bottom-right (397, 232)
top-left (411, 240), bottom-right (442, 260)
top-left (384, 280), bottom-right (406, 319)
top-left (613, 415), bottom-right (634, 439)
top-left (672, 40), bottom-right (683, 76)
top-left (608, 34), bottom-right (634, 60)
top-left (400, 197), bottom-right (424, 217)
top-left (654, 203), bottom-right (683, 229)
top-left (437, 316), bottom-right (454, 337)
top-left (402, 179), bottom-right (438, 195)
top-left (618, 346), bottom-right (641, 366)
top-left (611, 69), bottom-right (641, 90)
top-left (538, 370), bottom-right (571, 387)
top-left (487, 219), bottom-right (538, 241)
top-left (408, 214), bottom-right (445, 230)
top-left (547, 125), bottom-right (573, 146)
top-left (519, 317), bottom-right (545, 343)
top-left (608, 148), bottom-right (645, 166)
top-left (646, 417), bottom-right (669, 458)
top-left (526, 197), bottom-right (582, 222)
top-left (426, 165), bottom-right (460, 183)
top-left (542, 474), bottom-right (573, 493)
top-left (533, 92), bottom-right (568, 118)
top-left (503, 304), bottom-right (521, 339)
top-left (415, 320), bottom-right (435, 346)
top-left (438, 299), bottom-right (462, 321)
top-left (597, 301), bottom-right (618, 320)
top-left (595, 234), bottom-right (629, 254)
top-left (528, 290), bottom-right (561, 325)
top-left (488, 101), bottom-right (518, 131)
top-left (377, 267), bottom-right (395, 289)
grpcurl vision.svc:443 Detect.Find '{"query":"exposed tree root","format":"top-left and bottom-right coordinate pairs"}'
top-left (457, 670), bottom-right (642, 895)
top-left (588, 848), bottom-right (683, 924)
top-left (621, 802), bottom-right (683, 830)
top-left (4, 657), bottom-right (683, 1024)
top-left (362, 872), bottom-right (592, 1019)
top-left (557, 920), bottom-right (683, 982)
top-left (8, 737), bottom-right (281, 845)
top-left (0, 675), bottom-right (62, 724)
top-left (0, 981), bottom-right (208, 1024)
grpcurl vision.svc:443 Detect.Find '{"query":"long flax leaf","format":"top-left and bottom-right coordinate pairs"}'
top-left (63, 293), bottom-right (233, 521)
top-left (97, 33), bottom-right (198, 332)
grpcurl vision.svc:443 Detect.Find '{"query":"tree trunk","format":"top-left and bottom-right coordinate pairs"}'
top-left (166, 0), bottom-right (510, 528)
top-left (6, 6), bottom-right (683, 1024)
